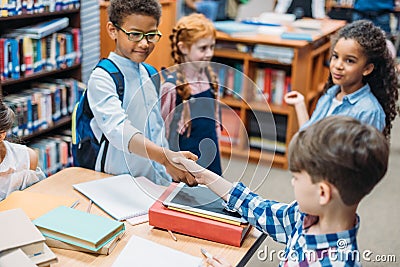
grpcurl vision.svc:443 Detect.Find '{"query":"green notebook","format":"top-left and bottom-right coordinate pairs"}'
top-left (33, 206), bottom-right (125, 252)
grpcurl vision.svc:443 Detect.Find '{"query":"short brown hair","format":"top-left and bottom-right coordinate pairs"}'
top-left (108, 0), bottom-right (162, 26)
top-left (289, 116), bottom-right (389, 205)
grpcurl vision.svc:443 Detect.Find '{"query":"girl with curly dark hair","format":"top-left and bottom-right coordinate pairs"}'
top-left (284, 20), bottom-right (399, 140)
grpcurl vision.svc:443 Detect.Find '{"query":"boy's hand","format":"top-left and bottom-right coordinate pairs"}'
top-left (163, 150), bottom-right (198, 186)
top-left (203, 255), bottom-right (232, 267)
top-left (172, 157), bottom-right (213, 185)
top-left (284, 91), bottom-right (304, 106)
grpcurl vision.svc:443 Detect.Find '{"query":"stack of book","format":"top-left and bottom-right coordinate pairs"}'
top-left (0, 208), bottom-right (57, 267)
top-left (149, 183), bottom-right (251, 247)
top-left (33, 206), bottom-right (126, 255)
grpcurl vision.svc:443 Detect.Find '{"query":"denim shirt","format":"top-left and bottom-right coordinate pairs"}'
top-left (301, 84), bottom-right (385, 132)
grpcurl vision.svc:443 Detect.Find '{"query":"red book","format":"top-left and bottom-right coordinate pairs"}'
top-left (149, 183), bottom-right (251, 247)
top-left (263, 68), bottom-right (272, 103)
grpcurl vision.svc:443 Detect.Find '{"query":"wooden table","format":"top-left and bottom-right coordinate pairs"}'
top-left (25, 167), bottom-right (266, 266)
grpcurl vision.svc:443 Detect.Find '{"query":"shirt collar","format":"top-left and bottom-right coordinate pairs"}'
top-left (327, 84), bottom-right (371, 105)
top-left (109, 52), bottom-right (140, 70)
top-left (300, 214), bottom-right (360, 250)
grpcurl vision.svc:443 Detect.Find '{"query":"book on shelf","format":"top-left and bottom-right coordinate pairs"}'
top-left (0, 190), bottom-right (78, 220)
top-left (112, 235), bottom-right (202, 267)
top-left (13, 17), bottom-right (70, 39)
top-left (149, 183), bottom-right (251, 247)
top-left (0, 208), bottom-right (46, 257)
top-left (220, 106), bottom-right (241, 146)
top-left (249, 136), bottom-right (286, 154)
top-left (270, 69), bottom-right (286, 105)
top-left (33, 206), bottom-right (125, 252)
top-left (73, 174), bottom-right (164, 222)
top-left (45, 231), bottom-right (125, 255)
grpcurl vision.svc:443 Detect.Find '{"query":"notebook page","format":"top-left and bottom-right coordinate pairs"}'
top-left (73, 175), bottom-right (164, 220)
top-left (112, 235), bottom-right (202, 267)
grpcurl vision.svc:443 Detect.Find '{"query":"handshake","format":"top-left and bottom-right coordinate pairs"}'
top-left (172, 157), bottom-right (233, 202)
top-left (171, 157), bottom-right (211, 185)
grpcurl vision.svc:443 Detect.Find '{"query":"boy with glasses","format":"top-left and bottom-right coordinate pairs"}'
top-left (85, 0), bottom-right (197, 186)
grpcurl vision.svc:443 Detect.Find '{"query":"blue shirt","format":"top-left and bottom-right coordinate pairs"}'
top-left (302, 84), bottom-right (385, 131)
top-left (354, 0), bottom-right (394, 12)
top-left (226, 182), bottom-right (361, 267)
top-left (87, 52), bottom-right (171, 185)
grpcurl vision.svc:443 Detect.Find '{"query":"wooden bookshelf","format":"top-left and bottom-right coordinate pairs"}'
top-left (0, 5), bottom-right (82, 143)
top-left (214, 19), bottom-right (346, 169)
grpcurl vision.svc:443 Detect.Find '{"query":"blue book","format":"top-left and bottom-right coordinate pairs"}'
top-left (280, 32), bottom-right (314, 41)
top-left (33, 206), bottom-right (125, 252)
top-left (10, 38), bottom-right (20, 79)
top-left (213, 21), bottom-right (258, 35)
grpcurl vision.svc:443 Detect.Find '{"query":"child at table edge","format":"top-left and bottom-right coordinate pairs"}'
top-left (174, 115), bottom-right (389, 266)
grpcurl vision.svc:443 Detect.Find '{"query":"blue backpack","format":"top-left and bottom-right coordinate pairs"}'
top-left (71, 58), bottom-right (159, 171)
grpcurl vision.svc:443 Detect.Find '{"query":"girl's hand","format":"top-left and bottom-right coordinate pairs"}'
top-left (163, 150), bottom-right (198, 186)
top-left (172, 157), bottom-right (214, 185)
top-left (284, 91), bottom-right (305, 105)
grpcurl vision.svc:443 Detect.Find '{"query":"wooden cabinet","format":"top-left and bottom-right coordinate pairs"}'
top-left (214, 19), bottom-right (345, 169)
top-left (99, 0), bottom-right (176, 71)
top-left (0, 6), bottom-right (82, 141)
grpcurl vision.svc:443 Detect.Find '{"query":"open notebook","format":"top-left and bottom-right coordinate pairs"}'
top-left (73, 175), bottom-right (164, 221)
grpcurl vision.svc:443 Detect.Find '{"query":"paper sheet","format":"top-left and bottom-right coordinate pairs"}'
top-left (112, 235), bottom-right (202, 267)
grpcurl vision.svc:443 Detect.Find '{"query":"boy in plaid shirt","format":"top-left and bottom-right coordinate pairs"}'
top-left (175, 116), bottom-right (389, 266)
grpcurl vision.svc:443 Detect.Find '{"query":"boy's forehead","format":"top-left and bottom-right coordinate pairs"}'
top-left (121, 13), bottom-right (158, 30)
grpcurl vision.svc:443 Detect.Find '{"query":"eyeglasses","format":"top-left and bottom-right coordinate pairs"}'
top-left (113, 23), bottom-right (162, 43)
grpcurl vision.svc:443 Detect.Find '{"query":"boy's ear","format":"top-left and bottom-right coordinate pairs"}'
top-left (363, 63), bottom-right (374, 76)
top-left (318, 181), bottom-right (332, 205)
top-left (178, 41), bottom-right (189, 55)
top-left (107, 21), bottom-right (118, 40)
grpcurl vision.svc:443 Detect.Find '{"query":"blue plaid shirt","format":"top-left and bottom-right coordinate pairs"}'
top-left (301, 83), bottom-right (385, 132)
top-left (226, 182), bottom-right (361, 267)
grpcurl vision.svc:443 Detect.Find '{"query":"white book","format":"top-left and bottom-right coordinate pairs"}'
top-left (73, 175), bottom-right (164, 221)
top-left (0, 209), bottom-right (45, 257)
top-left (0, 248), bottom-right (36, 267)
top-left (112, 235), bottom-right (202, 267)
top-left (13, 17), bottom-right (69, 39)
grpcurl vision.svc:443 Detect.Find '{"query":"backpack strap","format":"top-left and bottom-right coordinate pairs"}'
top-left (142, 62), bottom-right (160, 95)
top-left (93, 58), bottom-right (125, 172)
top-left (96, 58), bottom-right (125, 102)
top-left (89, 60), bottom-right (158, 172)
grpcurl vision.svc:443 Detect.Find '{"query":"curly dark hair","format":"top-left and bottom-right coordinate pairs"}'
top-left (108, 0), bottom-right (162, 26)
top-left (324, 20), bottom-right (399, 140)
